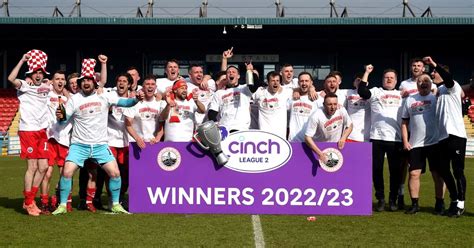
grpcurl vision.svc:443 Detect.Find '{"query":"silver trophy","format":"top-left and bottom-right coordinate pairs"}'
top-left (194, 121), bottom-right (229, 165)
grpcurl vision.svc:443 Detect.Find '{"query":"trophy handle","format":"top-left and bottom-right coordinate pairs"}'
top-left (194, 133), bottom-right (210, 150)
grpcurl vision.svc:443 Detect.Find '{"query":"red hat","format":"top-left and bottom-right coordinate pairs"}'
top-left (78, 58), bottom-right (97, 82)
top-left (172, 79), bottom-right (188, 91)
top-left (26, 49), bottom-right (49, 75)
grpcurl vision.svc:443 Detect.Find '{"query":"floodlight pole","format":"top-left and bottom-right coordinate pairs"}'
top-left (402, 0), bottom-right (416, 17)
top-left (1, 0), bottom-right (10, 17)
top-left (199, 0), bottom-right (208, 18)
top-left (69, 0), bottom-right (81, 17)
top-left (421, 7), bottom-right (433, 17)
top-left (340, 7), bottom-right (348, 17)
top-left (52, 6), bottom-right (64, 17)
top-left (330, 0), bottom-right (338, 18)
top-left (275, 0), bottom-right (284, 17)
top-left (136, 7), bottom-right (144, 17)
top-left (146, 0), bottom-right (154, 18)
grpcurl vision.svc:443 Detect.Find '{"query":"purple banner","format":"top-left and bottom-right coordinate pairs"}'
top-left (129, 131), bottom-right (372, 215)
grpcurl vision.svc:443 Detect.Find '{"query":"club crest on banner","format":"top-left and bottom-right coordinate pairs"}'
top-left (157, 147), bottom-right (181, 171)
top-left (319, 148), bottom-right (344, 172)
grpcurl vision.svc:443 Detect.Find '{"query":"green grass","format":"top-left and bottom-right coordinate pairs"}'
top-left (0, 156), bottom-right (473, 247)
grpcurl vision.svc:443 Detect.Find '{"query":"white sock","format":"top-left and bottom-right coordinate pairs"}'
top-left (457, 201), bottom-right (465, 209)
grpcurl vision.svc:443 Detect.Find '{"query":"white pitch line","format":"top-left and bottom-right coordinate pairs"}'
top-left (252, 215), bottom-right (265, 248)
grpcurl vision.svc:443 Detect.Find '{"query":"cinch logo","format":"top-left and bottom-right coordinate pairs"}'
top-left (221, 130), bottom-right (292, 173)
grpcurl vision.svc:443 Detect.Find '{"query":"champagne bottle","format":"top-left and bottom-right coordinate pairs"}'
top-left (57, 96), bottom-right (66, 121)
top-left (246, 69), bottom-right (254, 86)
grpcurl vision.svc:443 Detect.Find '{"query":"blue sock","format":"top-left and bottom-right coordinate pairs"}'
top-left (109, 177), bottom-right (122, 205)
top-left (59, 177), bottom-right (72, 205)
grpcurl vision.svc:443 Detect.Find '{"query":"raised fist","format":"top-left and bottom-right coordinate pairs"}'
top-left (365, 64), bottom-right (374, 73)
top-left (98, 54), bottom-right (108, 64)
top-left (22, 54), bottom-right (31, 62)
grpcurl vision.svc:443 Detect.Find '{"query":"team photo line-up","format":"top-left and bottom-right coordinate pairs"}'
top-left (9, 47), bottom-right (469, 217)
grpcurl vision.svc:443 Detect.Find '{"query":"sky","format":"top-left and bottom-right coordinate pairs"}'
top-left (1, 0), bottom-right (473, 18)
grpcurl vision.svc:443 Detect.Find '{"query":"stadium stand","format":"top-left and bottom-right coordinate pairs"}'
top-left (0, 88), bottom-right (20, 155)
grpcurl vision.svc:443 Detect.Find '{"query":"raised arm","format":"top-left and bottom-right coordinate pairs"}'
top-left (245, 62), bottom-right (263, 93)
top-left (221, 47), bottom-right (233, 71)
top-left (8, 54), bottom-right (30, 89)
top-left (423, 56), bottom-right (454, 89)
top-left (98, 54), bottom-right (108, 87)
top-left (358, 64), bottom-right (373, 99)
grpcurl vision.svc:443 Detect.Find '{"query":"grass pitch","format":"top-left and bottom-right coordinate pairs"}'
top-left (0, 156), bottom-right (473, 247)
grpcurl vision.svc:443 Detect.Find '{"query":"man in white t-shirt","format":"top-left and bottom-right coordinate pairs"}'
top-left (345, 69), bottom-right (371, 142)
top-left (400, 58), bottom-right (437, 97)
top-left (280, 64), bottom-right (299, 89)
top-left (288, 72), bottom-right (320, 142)
top-left (8, 50), bottom-right (51, 216)
top-left (161, 79), bottom-right (205, 141)
top-left (208, 64), bottom-right (262, 132)
top-left (103, 72), bottom-right (135, 211)
top-left (186, 64), bottom-right (216, 125)
top-left (253, 71), bottom-right (293, 139)
top-left (156, 59), bottom-right (181, 94)
top-left (427, 56), bottom-right (467, 217)
top-left (316, 74), bottom-right (348, 108)
top-left (398, 57), bottom-right (438, 211)
top-left (126, 66), bottom-right (143, 95)
top-left (52, 58), bottom-right (143, 215)
top-left (124, 75), bottom-right (165, 149)
top-left (358, 67), bottom-right (404, 212)
top-left (304, 92), bottom-right (353, 164)
top-left (40, 70), bottom-right (73, 214)
top-left (401, 74), bottom-right (441, 214)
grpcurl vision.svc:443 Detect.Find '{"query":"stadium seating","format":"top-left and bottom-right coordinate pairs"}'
top-left (0, 88), bottom-right (20, 156)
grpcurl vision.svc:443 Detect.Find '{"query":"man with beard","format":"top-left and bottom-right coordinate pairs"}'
top-left (96, 72), bottom-right (134, 211)
top-left (426, 56), bottom-right (467, 217)
top-left (253, 71), bottom-right (293, 139)
top-left (288, 72), bottom-right (320, 142)
top-left (304, 93), bottom-right (353, 164)
top-left (40, 70), bottom-right (73, 214)
top-left (316, 74), bottom-right (348, 108)
top-left (208, 63), bottom-right (262, 133)
top-left (52, 58), bottom-right (143, 215)
top-left (358, 67), bottom-right (404, 212)
top-left (161, 79), bottom-right (205, 141)
top-left (398, 58), bottom-right (438, 208)
top-left (8, 50), bottom-right (51, 216)
top-left (400, 58), bottom-right (437, 97)
top-left (186, 64), bottom-right (216, 124)
top-left (124, 75), bottom-right (165, 149)
top-left (401, 74), bottom-right (441, 214)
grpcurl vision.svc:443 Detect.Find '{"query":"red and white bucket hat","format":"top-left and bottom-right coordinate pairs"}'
top-left (78, 58), bottom-right (97, 83)
top-left (26, 49), bottom-right (49, 75)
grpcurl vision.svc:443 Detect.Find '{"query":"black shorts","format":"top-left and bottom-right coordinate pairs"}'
top-left (408, 144), bottom-right (440, 173)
